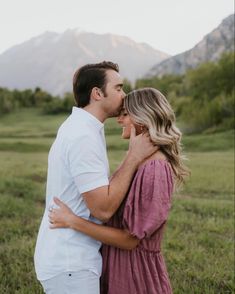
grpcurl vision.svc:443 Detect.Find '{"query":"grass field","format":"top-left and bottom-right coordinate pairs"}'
top-left (0, 108), bottom-right (234, 294)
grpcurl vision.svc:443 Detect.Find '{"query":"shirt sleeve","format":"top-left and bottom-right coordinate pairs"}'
top-left (122, 160), bottom-right (173, 240)
top-left (67, 134), bottom-right (109, 194)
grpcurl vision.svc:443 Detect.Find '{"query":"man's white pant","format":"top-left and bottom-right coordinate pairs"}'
top-left (40, 270), bottom-right (100, 294)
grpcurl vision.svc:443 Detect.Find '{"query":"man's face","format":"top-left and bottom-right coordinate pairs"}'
top-left (102, 70), bottom-right (125, 117)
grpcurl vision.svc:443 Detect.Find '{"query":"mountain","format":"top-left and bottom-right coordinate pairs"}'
top-left (0, 30), bottom-right (169, 95)
top-left (146, 14), bottom-right (234, 78)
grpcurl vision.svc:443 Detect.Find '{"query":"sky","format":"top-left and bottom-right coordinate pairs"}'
top-left (0, 0), bottom-right (234, 55)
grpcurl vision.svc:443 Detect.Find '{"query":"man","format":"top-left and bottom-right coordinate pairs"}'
top-left (34, 61), bottom-right (157, 294)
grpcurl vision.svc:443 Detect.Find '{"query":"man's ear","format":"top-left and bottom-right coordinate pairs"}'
top-left (90, 87), bottom-right (103, 101)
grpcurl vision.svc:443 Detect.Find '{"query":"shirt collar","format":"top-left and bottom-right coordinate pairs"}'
top-left (72, 106), bottom-right (104, 130)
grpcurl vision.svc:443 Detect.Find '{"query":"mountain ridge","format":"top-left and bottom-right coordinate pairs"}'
top-left (0, 30), bottom-right (169, 95)
top-left (146, 14), bottom-right (234, 78)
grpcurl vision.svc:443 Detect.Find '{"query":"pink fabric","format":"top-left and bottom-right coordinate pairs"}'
top-left (101, 160), bottom-right (174, 294)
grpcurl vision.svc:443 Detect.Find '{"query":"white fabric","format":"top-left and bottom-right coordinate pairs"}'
top-left (41, 270), bottom-right (99, 294)
top-left (34, 107), bottom-right (109, 281)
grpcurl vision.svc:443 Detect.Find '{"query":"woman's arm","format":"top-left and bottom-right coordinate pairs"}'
top-left (49, 197), bottom-right (140, 250)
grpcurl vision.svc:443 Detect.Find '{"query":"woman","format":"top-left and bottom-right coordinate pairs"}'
top-left (49, 88), bottom-right (189, 294)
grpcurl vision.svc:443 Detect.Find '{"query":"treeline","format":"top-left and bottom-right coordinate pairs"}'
top-left (136, 51), bottom-right (234, 132)
top-left (0, 79), bottom-right (132, 116)
top-left (0, 52), bottom-right (234, 132)
top-left (0, 87), bottom-right (75, 115)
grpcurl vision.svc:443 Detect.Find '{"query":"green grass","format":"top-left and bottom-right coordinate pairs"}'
top-left (0, 108), bottom-right (234, 293)
top-left (183, 130), bottom-right (234, 152)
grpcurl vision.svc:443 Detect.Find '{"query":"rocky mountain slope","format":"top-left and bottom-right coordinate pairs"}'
top-left (0, 30), bottom-right (169, 95)
top-left (146, 14), bottom-right (234, 78)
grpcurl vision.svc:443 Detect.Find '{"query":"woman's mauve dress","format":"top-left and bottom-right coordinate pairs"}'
top-left (101, 159), bottom-right (174, 294)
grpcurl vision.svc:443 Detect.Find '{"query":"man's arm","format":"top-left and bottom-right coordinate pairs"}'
top-left (83, 126), bottom-right (157, 222)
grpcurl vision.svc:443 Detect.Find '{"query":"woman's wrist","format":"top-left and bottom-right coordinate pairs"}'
top-left (67, 213), bottom-right (76, 229)
top-left (68, 213), bottom-right (81, 230)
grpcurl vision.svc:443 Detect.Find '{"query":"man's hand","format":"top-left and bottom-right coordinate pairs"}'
top-left (128, 125), bottom-right (158, 164)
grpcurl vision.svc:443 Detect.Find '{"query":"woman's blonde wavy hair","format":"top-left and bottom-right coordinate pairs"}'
top-left (124, 87), bottom-right (190, 188)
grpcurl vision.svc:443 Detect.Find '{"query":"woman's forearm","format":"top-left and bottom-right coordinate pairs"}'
top-left (70, 215), bottom-right (139, 250)
top-left (49, 197), bottom-right (139, 250)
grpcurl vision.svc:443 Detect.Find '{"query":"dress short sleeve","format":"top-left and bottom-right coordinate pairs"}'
top-left (122, 160), bottom-right (173, 240)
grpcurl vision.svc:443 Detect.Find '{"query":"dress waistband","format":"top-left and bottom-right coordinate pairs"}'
top-left (137, 245), bottom-right (161, 254)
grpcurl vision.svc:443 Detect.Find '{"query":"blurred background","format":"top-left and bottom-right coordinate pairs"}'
top-left (0, 0), bottom-right (234, 293)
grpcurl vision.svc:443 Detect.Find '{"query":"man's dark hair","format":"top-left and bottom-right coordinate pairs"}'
top-left (73, 61), bottom-right (119, 108)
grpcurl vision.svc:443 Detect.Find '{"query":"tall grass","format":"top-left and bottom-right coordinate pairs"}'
top-left (0, 108), bottom-right (234, 293)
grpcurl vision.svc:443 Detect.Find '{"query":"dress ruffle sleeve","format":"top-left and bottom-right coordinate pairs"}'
top-left (122, 160), bottom-right (173, 240)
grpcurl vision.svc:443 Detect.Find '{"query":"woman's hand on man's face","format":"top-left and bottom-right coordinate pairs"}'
top-left (49, 197), bottom-right (74, 229)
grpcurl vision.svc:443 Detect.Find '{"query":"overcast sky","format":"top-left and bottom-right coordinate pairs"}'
top-left (0, 0), bottom-right (234, 55)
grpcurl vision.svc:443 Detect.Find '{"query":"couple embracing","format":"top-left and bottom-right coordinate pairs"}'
top-left (34, 61), bottom-right (189, 294)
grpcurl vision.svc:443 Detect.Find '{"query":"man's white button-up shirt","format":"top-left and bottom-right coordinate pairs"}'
top-left (34, 107), bottom-right (109, 281)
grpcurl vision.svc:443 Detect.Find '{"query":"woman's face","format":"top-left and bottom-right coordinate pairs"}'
top-left (117, 109), bottom-right (142, 139)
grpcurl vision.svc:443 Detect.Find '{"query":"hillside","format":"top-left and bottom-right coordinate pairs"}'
top-left (0, 30), bottom-right (169, 95)
top-left (146, 14), bottom-right (234, 77)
